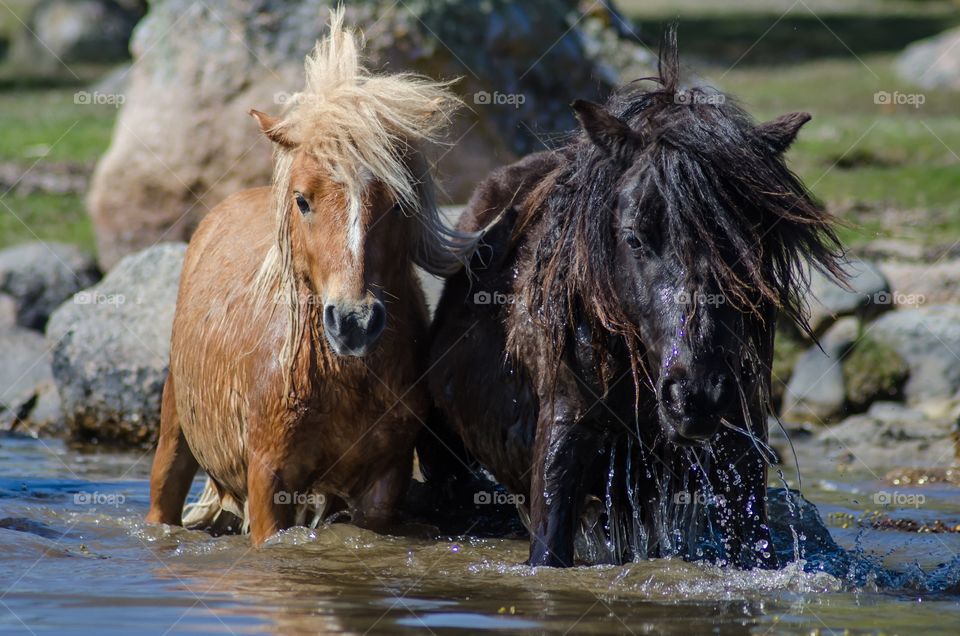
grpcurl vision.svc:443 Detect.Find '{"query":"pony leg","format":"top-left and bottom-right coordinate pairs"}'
top-left (147, 373), bottom-right (199, 525)
top-left (528, 403), bottom-right (601, 568)
top-left (246, 449), bottom-right (294, 546)
top-left (414, 407), bottom-right (478, 504)
top-left (355, 444), bottom-right (414, 532)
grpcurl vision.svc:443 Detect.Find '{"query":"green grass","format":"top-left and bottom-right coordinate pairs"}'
top-left (0, 85), bottom-right (115, 252)
top-left (0, 192), bottom-right (94, 250)
top-left (712, 55), bottom-right (960, 247)
top-left (0, 84), bottom-right (117, 163)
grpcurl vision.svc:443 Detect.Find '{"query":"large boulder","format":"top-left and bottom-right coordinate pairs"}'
top-left (781, 318), bottom-right (858, 424)
top-left (0, 242), bottom-right (101, 331)
top-left (804, 258), bottom-right (891, 336)
top-left (896, 27), bottom-right (960, 91)
top-left (869, 304), bottom-right (960, 403)
top-left (0, 325), bottom-right (64, 437)
top-left (8, 0), bottom-right (144, 70)
top-left (87, 0), bottom-right (650, 268)
top-left (46, 243), bottom-right (185, 446)
top-left (840, 334), bottom-right (909, 413)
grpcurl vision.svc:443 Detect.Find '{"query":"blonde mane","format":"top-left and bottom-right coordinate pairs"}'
top-left (254, 8), bottom-right (477, 401)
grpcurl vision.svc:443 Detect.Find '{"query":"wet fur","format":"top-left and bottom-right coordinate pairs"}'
top-left (426, 33), bottom-right (843, 568)
top-left (147, 10), bottom-right (474, 544)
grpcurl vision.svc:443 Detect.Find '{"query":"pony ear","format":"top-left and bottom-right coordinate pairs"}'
top-left (754, 112), bottom-right (811, 153)
top-left (249, 109), bottom-right (295, 148)
top-left (571, 99), bottom-right (638, 161)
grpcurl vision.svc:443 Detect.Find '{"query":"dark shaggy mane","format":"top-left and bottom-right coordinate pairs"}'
top-left (509, 29), bottom-right (845, 397)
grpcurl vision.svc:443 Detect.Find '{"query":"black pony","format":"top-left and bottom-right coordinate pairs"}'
top-left (423, 32), bottom-right (844, 568)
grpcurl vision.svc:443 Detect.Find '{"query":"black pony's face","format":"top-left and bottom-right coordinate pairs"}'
top-left (612, 175), bottom-right (744, 444)
top-left (571, 99), bottom-right (813, 445)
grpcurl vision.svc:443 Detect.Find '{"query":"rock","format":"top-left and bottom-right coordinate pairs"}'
top-left (18, 381), bottom-right (64, 438)
top-left (781, 318), bottom-right (858, 424)
top-left (856, 238), bottom-right (926, 262)
top-left (0, 325), bottom-right (63, 437)
top-left (896, 27), bottom-right (960, 91)
top-left (771, 327), bottom-right (805, 412)
top-left (876, 259), bottom-right (960, 307)
top-left (812, 402), bottom-right (955, 470)
top-left (0, 242), bottom-right (101, 331)
top-left (46, 243), bottom-right (185, 446)
top-left (87, 0), bottom-right (652, 268)
top-left (840, 334), bottom-right (909, 414)
top-left (870, 305), bottom-right (960, 402)
top-left (805, 258), bottom-right (891, 336)
top-left (0, 294), bottom-right (16, 328)
top-left (9, 0), bottom-right (144, 70)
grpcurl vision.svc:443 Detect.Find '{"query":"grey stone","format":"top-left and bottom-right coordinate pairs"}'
top-left (0, 325), bottom-right (65, 437)
top-left (781, 317), bottom-right (858, 424)
top-left (9, 0), bottom-right (143, 69)
top-left (0, 242), bottom-right (101, 331)
top-left (896, 27), bottom-right (960, 91)
top-left (46, 243), bottom-right (185, 446)
top-left (0, 294), bottom-right (17, 328)
top-left (877, 259), bottom-right (960, 308)
top-left (805, 258), bottom-right (891, 335)
top-left (810, 402), bottom-right (955, 471)
top-left (869, 304), bottom-right (960, 402)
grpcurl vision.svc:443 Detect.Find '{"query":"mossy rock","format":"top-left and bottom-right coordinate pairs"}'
top-left (841, 335), bottom-right (910, 414)
top-left (771, 328), bottom-right (805, 412)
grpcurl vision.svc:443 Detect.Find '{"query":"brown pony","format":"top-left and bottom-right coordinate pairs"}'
top-left (146, 10), bottom-right (475, 545)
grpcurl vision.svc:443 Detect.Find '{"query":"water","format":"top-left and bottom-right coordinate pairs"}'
top-left (2, 434), bottom-right (960, 635)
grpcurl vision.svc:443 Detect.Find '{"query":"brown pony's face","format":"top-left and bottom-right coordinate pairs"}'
top-left (290, 151), bottom-right (405, 357)
top-left (253, 110), bottom-right (407, 357)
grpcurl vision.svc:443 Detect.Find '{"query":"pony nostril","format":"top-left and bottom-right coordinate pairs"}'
top-left (323, 304), bottom-right (339, 334)
top-left (367, 301), bottom-right (385, 337)
top-left (707, 371), bottom-right (734, 406)
top-left (660, 376), bottom-right (684, 411)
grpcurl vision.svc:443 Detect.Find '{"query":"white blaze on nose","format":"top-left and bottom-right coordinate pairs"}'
top-left (346, 167), bottom-right (373, 259)
top-left (347, 193), bottom-right (362, 258)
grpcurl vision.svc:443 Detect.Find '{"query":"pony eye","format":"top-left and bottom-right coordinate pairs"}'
top-left (624, 230), bottom-right (642, 250)
top-left (294, 192), bottom-right (310, 215)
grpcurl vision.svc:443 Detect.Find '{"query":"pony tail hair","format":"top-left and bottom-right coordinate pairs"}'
top-left (407, 151), bottom-right (482, 277)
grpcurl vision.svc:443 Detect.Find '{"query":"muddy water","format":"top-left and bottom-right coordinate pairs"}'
top-left (2, 434), bottom-right (960, 635)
